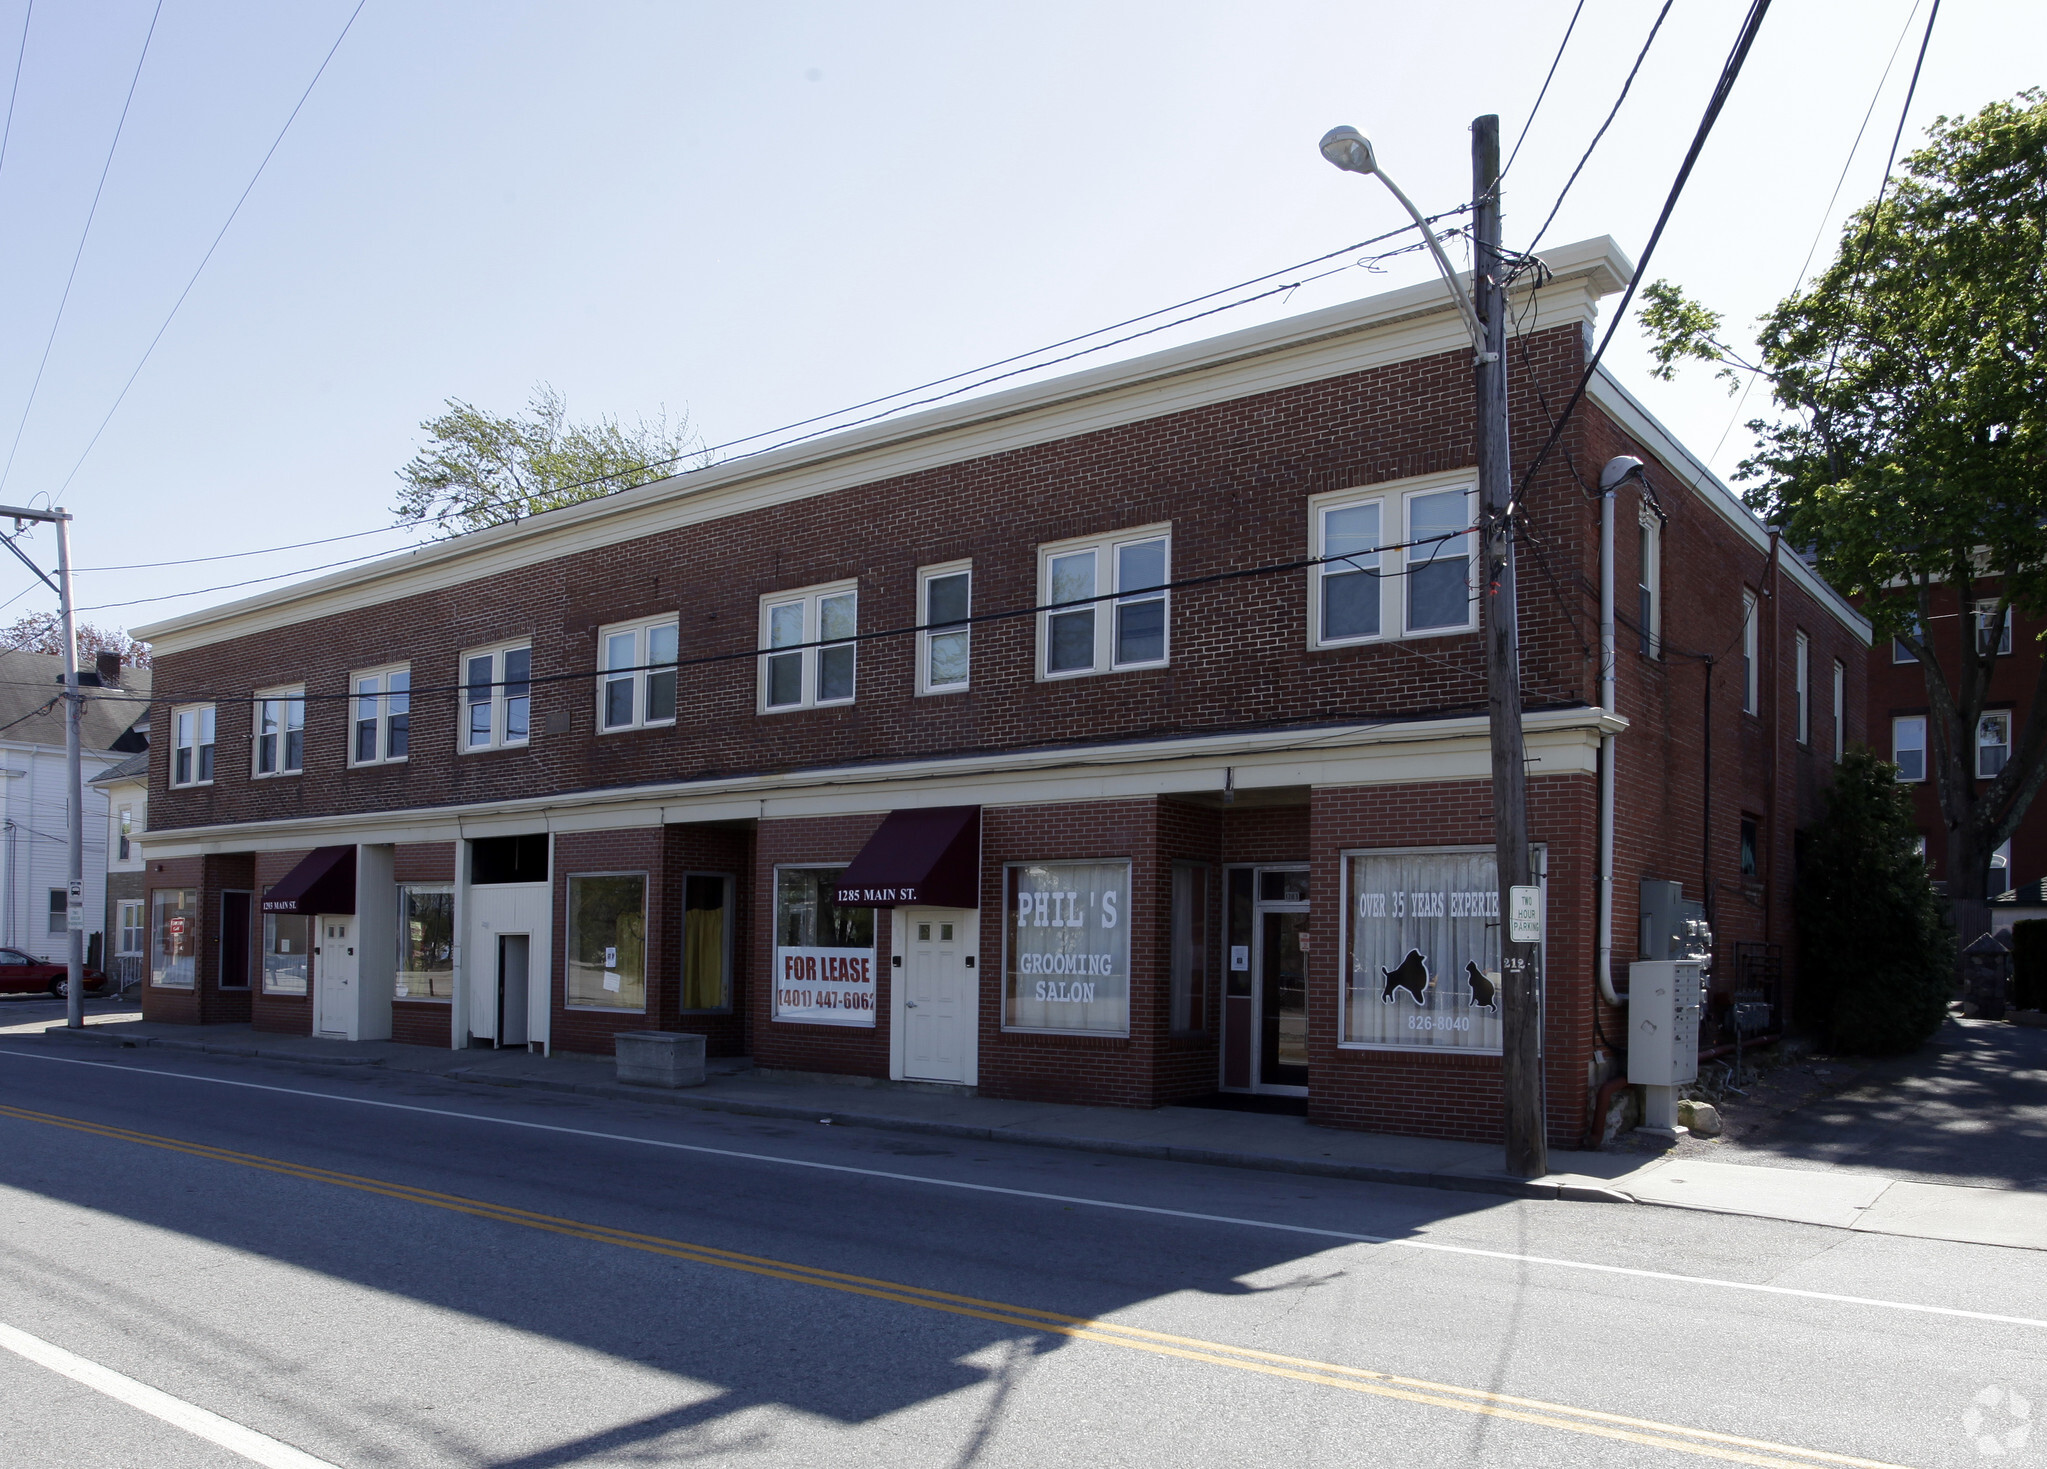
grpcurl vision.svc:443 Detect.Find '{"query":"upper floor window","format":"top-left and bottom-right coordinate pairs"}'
top-left (1040, 526), bottom-right (1169, 678)
top-left (465, 643), bottom-right (533, 750)
top-left (1637, 506), bottom-right (1662, 657)
top-left (1975, 601), bottom-right (2014, 657)
top-left (1832, 659), bottom-right (1846, 761)
top-left (1794, 631), bottom-right (1810, 745)
top-left (918, 563), bottom-right (971, 694)
top-left (1893, 715), bottom-right (1926, 782)
top-left (1309, 484), bottom-right (1476, 648)
top-left (1978, 710), bottom-right (2011, 779)
top-left (117, 806), bottom-right (134, 861)
top-left (253, 687), bottom-right (304, 777)
top-left (1741, 590), bottom-right (1760, 715)
top-left (1893, 611), bottom-right (1923, 664)
top-left (599, 620), bottom-right (677, 732)
top-left (351, 666), bottom-right (410, 766)
top-left (761, 584), bottom-right (856, 711)
top-left (171, 704), bottom-right (215, 786)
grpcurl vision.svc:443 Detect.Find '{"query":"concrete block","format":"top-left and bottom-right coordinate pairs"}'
top-left (615, 1031), bottom-right (706, 1089)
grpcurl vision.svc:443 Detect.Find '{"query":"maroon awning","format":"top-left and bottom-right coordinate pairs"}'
top-left (261, 845), bottom-right (356, 915)
top-left (834, 807), bottom-right (980, 908)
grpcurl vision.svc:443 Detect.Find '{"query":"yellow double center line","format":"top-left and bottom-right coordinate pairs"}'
top-left (1, 1102), bottom-right (1912, 1469)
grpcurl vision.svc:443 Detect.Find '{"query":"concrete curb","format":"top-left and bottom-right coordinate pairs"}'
top-left (35, 1025), bottom-right (1630, 1205)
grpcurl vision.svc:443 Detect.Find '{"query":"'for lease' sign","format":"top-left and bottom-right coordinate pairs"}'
top-left (773, 946), bottom-right (877, 1027)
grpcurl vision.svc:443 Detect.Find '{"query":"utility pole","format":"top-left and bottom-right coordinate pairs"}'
top-left (0, 504), bottom-right (87, 1029)
top-left (1471, 117), bottom-right (1545, 1178)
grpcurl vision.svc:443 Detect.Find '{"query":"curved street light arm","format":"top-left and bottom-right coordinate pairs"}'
top-left (1369, 169), bottom-right (1494, 364)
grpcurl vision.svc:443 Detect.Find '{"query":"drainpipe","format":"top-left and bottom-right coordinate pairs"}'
top-left (1596, 458), bottom-right (1644, 1009)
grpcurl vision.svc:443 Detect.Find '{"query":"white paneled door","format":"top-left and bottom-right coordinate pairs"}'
top-left (900, 908), bottom-right (973, 1084)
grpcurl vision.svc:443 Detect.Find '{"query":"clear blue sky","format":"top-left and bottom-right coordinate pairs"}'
top-left (0, 0), bottom-right (2038, 634)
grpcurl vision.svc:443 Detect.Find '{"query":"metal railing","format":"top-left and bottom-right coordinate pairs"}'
top-left (110, 954), bottom-right (144, 1002)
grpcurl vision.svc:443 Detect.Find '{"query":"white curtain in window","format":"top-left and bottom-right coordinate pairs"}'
top-left (1344, 851), bottom-right (1507, 1053)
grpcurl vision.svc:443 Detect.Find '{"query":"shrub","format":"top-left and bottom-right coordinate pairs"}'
top-left (1796, 748), bottom-right (1955, 1054)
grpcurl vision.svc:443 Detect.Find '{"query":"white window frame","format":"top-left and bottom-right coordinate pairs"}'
top-left (252, 685), bottom-right (304, 778)
top-left (1037, 524), bottom-right (1172, 679)
top-left (1794, 630), bottom-right (1810, 745)
top-left (116, 805), bottom-right (135, 863)
top-left (1307, 480), bottom-right (1479, 649)
top-left (1978, 710), bottom-right (2011, 780)
top-left (349, 665), bottom-right (411, 767)
top-left (916, 561), bottom-right (972, 696)
top-left (1832, 659), bottom-right (1846, 761)
top-left (116, 898), bottom-right (145, 957)
top-left (759, 581), bottom-right (859, 712)
top-left (1975, 601), bottom-right (2014, 657)
top-left (1893, 715), bottom-right (1927, 782)
top-left (1741, 590), bottom-right (1760, 715)
top-left (463, 641), bottom-right (534, 752)
top-left (170, 703), bottom-right (215, 787)
top-left (597, 618), bottom-right (678, 733)
top-left (1636, 504), bottom-right (1662, 657)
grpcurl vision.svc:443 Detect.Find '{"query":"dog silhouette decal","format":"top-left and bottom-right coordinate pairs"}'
top-left (1380, 949), bottom-right (1431, 1004)
top-left (1464, 961), bottom-right (1499, 1011)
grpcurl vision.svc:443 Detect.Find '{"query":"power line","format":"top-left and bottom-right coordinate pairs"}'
top-left (1523, 1), bottom-right (1673, 257)
top-left (0, 0), bottom-right (30, 184)
top-left (60, 0), bottom-right (369, 501)
top-left (1500, 0), bottom-right (1584, 184)
top-left (1707, 0), bottom-right (1924, 466)
top-left (1510, 0), bottom-right (1774, 512)
top-left (0, 0), bottom-right (164, 498)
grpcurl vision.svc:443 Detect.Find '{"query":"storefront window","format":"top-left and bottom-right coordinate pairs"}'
top-left (150, 888), bottom-right (198, 989)
top-left (396, 884), bottom-right (454, 1001)
top-left (1003, 861), bottom-right (1130, 1035)
top-left (566, 874), bottom-right (647, 1011)
top-left (1342, 849), bottom-right (1509, 1053)
top-left (263, 906), bottom-right (310, 995)
top-left (1170, 862), bottom-right (1208, 1033)
top-left (683, 873), bottom-right (734, 1012)
top-left (772, 867), bottom-right (875, 1025)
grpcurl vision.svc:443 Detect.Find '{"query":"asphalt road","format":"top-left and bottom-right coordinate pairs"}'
top-left (0, 1039), bottom-right (2039, 1469)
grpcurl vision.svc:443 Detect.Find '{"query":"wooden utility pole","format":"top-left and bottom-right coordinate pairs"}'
top-left (1471, 115), bottom-right (1545, 1177)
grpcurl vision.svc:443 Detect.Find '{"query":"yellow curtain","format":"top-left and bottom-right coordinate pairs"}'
top-left (683, 906), bottom-right (724, 1010)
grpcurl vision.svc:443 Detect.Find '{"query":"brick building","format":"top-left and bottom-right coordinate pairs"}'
top-left (130, 237), bottom-right (1868, 1146)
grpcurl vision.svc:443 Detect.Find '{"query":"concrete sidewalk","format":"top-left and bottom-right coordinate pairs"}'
top-left (18, 1013), bottom-right (2045, 1250)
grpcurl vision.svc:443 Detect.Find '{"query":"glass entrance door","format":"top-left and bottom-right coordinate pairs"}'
top-left (1259, 908), bottom-right (1309, 1089)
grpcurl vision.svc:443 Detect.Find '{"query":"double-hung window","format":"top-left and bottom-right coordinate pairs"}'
top-left (918, 563), bottom-right (971, 694)
top-left (1741, 591), bottom-right (1760, 714)
top-left (761, 583), bottom-right (857, 711)
top-left (117, 807), bottom-right (134, 861)
top-left (1310, 480), bottom-right (1478, 646)
top-left (351, 666), bottom-right (410, 765)
top-left (1637, 507), bottom-right (1662, 656)
top-left (598, 620), bottom-right (677, 732)
top-left (1979, 711), bottom-right (2011, 779)
top-left (253, 688), bottom-right (304, 777)
top-left (465, 643), bottom-right (533, 750)
top-left (1794, 631), bottom-right (1810, 745)
top-left (1040, 526), bottom-right (1169, 678)
top-left (1893, 715), bottom-right (1927, 782)
top-left (1975, 601), bottom-right (2014, 657)
top-left (1832, 659), bottom-right (1846, 761)
top-left (171, 705), bottom-right (215, 786)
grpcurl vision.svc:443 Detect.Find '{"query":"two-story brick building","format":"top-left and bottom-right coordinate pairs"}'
top-left (129, 236), bottom-right (1868, 1146)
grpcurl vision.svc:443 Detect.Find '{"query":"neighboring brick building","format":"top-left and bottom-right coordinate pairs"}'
top-left (130, 237), bottom-right (1867, 1146)
top-left (1867, 585), bottom-right (2042, 897)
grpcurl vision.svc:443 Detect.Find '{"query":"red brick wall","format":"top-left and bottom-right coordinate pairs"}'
top-left (752, 813), bottom-right (892, 1077)
top-left (138, 854), bottom-right (256, 1026)
top-left (549, 828), bottom-right (666, 1056)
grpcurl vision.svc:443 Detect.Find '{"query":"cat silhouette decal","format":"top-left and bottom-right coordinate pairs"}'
top-left (1464, 961), bottom-right (1499, 1011)
top-left (1379, 949), bottom-right (1431, 1004)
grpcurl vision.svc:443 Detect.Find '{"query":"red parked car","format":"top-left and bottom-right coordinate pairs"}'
top-left (0, 948), bottom-right (109, 998)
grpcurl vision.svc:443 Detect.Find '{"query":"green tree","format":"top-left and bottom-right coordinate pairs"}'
top-left (394, 384), bottom-right (706, 535)
top-left (1796, 749), bottom-right (1954, 1054)
top-left (1642, 92), bottom-right (2047, 924)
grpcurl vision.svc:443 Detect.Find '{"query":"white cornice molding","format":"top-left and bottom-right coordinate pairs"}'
top-left (1585, 368), bottom-right (1872, 644)
top-left (136, 237), bottom-right (1634, 657)
top-left (136, 706), bottom-right (1626, 856)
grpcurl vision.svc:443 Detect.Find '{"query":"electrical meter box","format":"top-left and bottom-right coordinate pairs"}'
top-left (1639, 880), bottom-right (1712, 963)
top-left (1628, 960), bottom-right (1702, 1086)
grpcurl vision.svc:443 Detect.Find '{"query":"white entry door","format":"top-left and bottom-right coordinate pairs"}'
top-left (316, 915), bottom-right (357, 1037)
top-left (900, 908), bottom-right (973, 1083)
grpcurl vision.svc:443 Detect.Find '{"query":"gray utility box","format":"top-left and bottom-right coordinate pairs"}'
top-left (614, 1031), bottom-right (707, 1089)
top-left (1628, 961), bottom-right (1703, 1087)
top-left (1639, 879), bottom-right (1712, 963)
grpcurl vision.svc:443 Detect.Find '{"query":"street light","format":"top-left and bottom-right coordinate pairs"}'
top-left (1317, 126), bottom-right (1491, 363)
top-left (1320, 118), bottom-right (1543, 1178)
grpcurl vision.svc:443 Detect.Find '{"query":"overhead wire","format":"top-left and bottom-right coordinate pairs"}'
top-left (0, 0), bottom-right (165, 497)
top-left (59, 0), bottom-right (369, 501)
top-left (1500, 0), bottom-right (1584, 185)
top-left (1522, 1), bottom-right (1673, 257)
top-left (0, 0), bottom-right (29, 184)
